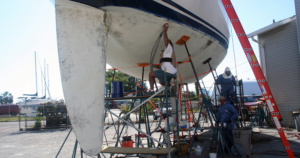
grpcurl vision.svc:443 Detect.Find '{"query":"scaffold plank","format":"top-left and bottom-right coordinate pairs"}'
top-left (101, 146), bottom-right (176, 155)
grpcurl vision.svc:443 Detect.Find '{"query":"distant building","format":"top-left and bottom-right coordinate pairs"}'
top-left (248, 6), bottom-right (300, 126)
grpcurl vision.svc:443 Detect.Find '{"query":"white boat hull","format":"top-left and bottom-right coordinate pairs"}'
top-left (55, 0), bottom-right (229, 156)
top-left (105, 6), bottom-right (228, 83)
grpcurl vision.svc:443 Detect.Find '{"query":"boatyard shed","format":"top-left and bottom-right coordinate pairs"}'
top-left (248, 15), bottom-right (300, 126)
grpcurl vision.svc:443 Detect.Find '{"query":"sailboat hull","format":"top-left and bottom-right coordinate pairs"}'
top-left (55, 0), bottom-right (229, 156)
top-left (104, 6), bottom-right (228, 83)
top-left (73, 0), bottom-right (229, 82)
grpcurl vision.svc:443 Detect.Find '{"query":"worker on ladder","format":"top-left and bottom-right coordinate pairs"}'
top-left (148, 23), bottom-right (177, 94)
top-left (216, 67), bottom-right (235, 104)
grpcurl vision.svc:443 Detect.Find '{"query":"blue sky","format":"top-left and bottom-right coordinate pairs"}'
top-left (0, 0), bottom-right (296, 102)
top-left (202, 0), bottom-right (296, 91)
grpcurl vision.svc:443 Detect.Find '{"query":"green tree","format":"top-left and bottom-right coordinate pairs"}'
top-left (195, 82), bottom-right (199, 98)
top-left (189, 91), bottom-right (196, 99)
top-left (106, 70), bottom-right (147, 93)
top-left (0, 91), bottom-right (13, 104)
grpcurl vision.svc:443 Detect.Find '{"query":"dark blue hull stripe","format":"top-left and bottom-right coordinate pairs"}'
top-left (72, 0), bottom-right (229, 49)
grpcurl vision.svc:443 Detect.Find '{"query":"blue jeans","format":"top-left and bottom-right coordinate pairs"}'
top-left (154, 69), bottom-right (176, 84)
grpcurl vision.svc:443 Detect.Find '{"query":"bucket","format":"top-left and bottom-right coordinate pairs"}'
top-left (233, 128), bottom-right (252, 157)
top-left (168, 117), bottom-right (175, 131)
top-left (169, 117), bottom-right (175, 125)
top-left (111, 81), bottom-right (123, 98)
top-left (195, 149), bottom-right (202, 156)
top-left (121, 140), bottom-right (133, 147)
top-left (121, 136), bottom-right (133, 147)
top-left (180, 120), bottom-right (188, 131)
top-left (195, 145), bottom-right (203, 156)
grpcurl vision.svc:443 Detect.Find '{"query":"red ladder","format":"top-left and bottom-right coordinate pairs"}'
top-left (221, 0), bottom-right (294, 157)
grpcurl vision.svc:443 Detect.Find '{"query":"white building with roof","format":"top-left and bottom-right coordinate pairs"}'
top-left (248, 7), bottom-right (300, 126)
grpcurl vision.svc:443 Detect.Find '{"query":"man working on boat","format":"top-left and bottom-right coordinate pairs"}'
top-left (216, 67), bottom-right (236, 104)
top-left (148, 23), bottom-right (177, 94)
top-left (217, 96), bottom-right (238, 153)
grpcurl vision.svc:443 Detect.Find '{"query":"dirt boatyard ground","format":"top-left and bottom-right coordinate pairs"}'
top-left (0, 109), bottom-right (300, 158)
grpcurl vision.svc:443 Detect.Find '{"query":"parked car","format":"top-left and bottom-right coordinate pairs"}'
top-left (0, 104), bottom-right (20, 115)
top-left (238, 95), bottom-right (262, 120)
top-left (153, 104), bottom-right (172, 120)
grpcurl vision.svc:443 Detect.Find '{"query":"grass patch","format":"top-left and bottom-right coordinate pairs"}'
top-left (0, 116), bottom-right (45, 122)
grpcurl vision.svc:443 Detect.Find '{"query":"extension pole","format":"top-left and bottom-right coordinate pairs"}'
top-left (182, 42), bottom-right (212, 156)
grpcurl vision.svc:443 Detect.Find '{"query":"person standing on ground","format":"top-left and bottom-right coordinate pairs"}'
top-left (216, 67), bottom-right (235, 104)
top-left (148, 24), bottom-right (177, 93)
top-left (217, 96), bottom-right (238, 152)
top-left (255, 104), bottom-right (265, 128)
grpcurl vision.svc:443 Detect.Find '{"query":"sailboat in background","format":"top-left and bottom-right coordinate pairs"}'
top-left (18, 52), bottom-right (52, 117)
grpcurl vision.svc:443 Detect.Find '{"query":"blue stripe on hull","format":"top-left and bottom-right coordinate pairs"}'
top-left (73, 0), bottom-right (229, 49)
